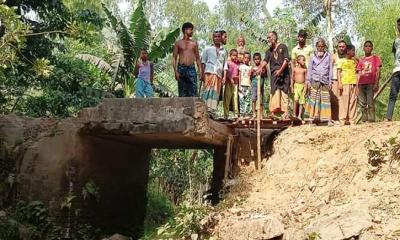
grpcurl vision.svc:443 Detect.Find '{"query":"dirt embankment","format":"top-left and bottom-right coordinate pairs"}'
top-left (213, 122), bottom-right (400, 240)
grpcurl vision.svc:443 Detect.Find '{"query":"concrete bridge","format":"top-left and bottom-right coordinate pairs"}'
top-left (1, 98), bottom-right (285, 237)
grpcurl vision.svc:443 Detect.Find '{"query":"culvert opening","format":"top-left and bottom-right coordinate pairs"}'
top-left (231, 128), bottom-right (285, 170)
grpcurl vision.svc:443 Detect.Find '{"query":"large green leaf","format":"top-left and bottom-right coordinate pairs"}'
top-left (154, 73), bottom-right (177, 98)
top-left (102, 3), bottom-right (135, 75)
top-left (101, 3), bottom-right (118, 29)
top-left (76, 54), bottom-right (112, 73)
top-left (239, 15), bottom-right (268, 45)
top-left (310, 11), bottom-right (326, 27)
top-left (118, 24), bottom-right (136, 73)
top-left (110, 54), bottom-right (123, 90)
top-left (129, 0), bottom-right (145, 31)
top-left (148, 28), bottom-right (180, 62)
top-left (129, 0), bottom-right (151, 59)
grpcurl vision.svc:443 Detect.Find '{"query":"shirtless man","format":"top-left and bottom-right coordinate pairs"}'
top-left (173, 22), bottom-right (203, 97)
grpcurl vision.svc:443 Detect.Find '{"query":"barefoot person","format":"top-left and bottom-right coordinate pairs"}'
top-left (304, 39), bottom-right (333, 122)
top-left (172, 22), bottom-right (203, 97)
top-left (218, 30), bottom-right (228, 103)
top-left (331, 40), bottom-right (347, 121)
top-left (134, 49), bottom-right (154, 98)
top-left (223, 49), bottom-right (240, 119)
top-left (357, 41), bottom-right (382, 122)
top-left (238, 52), bottom-right (252, 118)
top-left (385, 18), bottom-right (400, 121)
top-left (257, 31), bottom-right (290, 119)
top-left (291, 55), bottom-right (307, 118)
top-left (251, 52), bottom-right (267, 118)
top-left (338, 44), bottom-right (358, 125)
top-left (200, 31), bottom-right (228, 116)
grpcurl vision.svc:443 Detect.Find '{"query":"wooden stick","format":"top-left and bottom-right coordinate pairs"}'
top-left (198, 79), bottom-right (203, 97)
top-left (373, 75), bottom-right (393, 100)
top-left (224, 135), bottom-right (234, 179)
top-left (256, 75), bottom-right (262, 170)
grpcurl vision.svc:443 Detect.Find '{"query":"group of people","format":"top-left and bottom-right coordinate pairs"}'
top-left (135, 18), bottom-right (400, 124)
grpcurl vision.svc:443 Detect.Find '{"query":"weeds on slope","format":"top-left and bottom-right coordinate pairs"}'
top-left (365, 132), bottom-right (400, 179)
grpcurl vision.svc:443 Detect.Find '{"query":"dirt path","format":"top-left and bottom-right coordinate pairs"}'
top-left (213, 122), bottom-right (400, 240)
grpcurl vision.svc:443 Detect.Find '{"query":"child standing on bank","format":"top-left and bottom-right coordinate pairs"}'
top-left (134, 49), bottom-right (154, 98)
top-left (223, 49), bottom-right (240, 119)
top-left (356, 41), bottom-right (382, 122)
top-left (250, 53), bottom-right (267, 118)
top-left (239, 52), bottom-right (252, 118)
top-left (338, 44), bottom-right (358, 124)
top-left (291, 55), bottom-right (307, 118)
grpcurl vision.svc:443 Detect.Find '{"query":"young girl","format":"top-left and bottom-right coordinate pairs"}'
top-left (134, 49), bottom-right (154, 98)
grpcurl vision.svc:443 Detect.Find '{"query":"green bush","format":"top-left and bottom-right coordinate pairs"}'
top-left (151, 203), bottom-right (212, 239)
top-left (143, 185), bottom-right (174, 234)
top-left (0, 217), bottom-right (20, 240)
top-left (150, 149), bottom-right (213, 204)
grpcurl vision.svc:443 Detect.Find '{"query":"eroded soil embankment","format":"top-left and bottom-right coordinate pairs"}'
top-left (214, 122), bottom-right (400, 240)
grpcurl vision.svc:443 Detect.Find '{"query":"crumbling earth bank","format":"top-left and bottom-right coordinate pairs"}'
top-left (214, 122), bottom-right (400, 240)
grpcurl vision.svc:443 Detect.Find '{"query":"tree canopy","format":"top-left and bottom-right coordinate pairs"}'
top-left (1, 0), bottom-right (400, 118)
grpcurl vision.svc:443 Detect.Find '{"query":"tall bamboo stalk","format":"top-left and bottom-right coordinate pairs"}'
top-left (256, 75), bottom-right (261, 170)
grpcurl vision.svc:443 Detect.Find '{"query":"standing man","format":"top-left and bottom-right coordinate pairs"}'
top-left (257, 31), bottom-right (290, 119)
top-left (291, 29), bottom-right (313, 68)
top-left (172, 22), bottom-right (203, 97)
top-left (200, 31), bottom-right (228, 117)
top-left (331, 40), bottom-right (347, 121)
top-left (220, 30), bottom-right (228, 45)
top-left (237, 36), bottom-right (248, 63)
top-left (386, 18), bottom-right (400, 121)
top-left (304, 39), bottom-right (333, 122)
top-left (218, 30), bottom-right (228, 103)
top-left (291, 29), bottom-right (313, 117)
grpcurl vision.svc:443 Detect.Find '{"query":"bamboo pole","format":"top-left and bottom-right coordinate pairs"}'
top-left (373, 75), bottom-right (393, 100)
top-left (224, 135), bottom-right (234, 179)
top-left (256, 75), bottom-right (262, 170)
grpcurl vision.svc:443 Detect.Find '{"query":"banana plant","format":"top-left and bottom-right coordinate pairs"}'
top-left (76, 0), bottom-right (179, 97)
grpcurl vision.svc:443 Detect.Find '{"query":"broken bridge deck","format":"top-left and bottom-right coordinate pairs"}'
top-left (78, 98), bottom-right (314, 149)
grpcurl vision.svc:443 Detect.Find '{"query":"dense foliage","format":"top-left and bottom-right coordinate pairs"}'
top-left (354, 0), bottom-right (400, 119)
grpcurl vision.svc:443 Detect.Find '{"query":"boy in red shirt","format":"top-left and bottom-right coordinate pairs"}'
top-left (356, 41), bottom-right (382, 122)
top-left (223, 49), bottom-right (240, 119)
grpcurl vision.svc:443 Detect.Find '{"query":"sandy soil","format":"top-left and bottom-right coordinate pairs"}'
top-left (213, 122), bottom-right (400, 240)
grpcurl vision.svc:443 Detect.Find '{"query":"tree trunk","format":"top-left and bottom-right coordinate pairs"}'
top-left (324, 0), bottom-right (334, 51)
